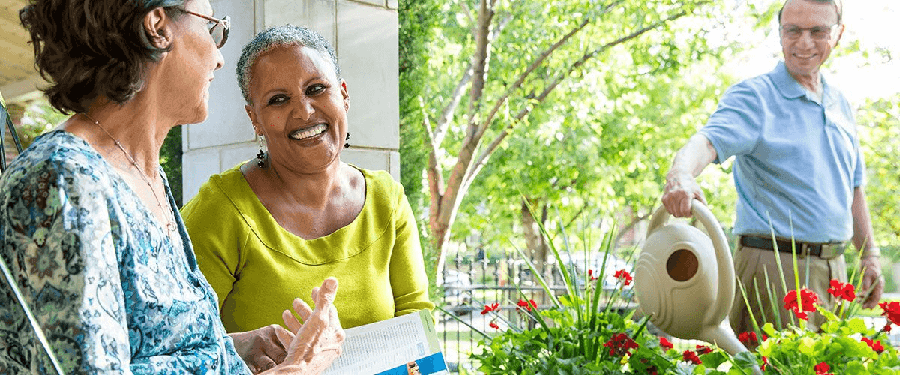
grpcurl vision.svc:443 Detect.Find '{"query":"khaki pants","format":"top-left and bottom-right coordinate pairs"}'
top-left (729, 244), bottom-right (846, 336)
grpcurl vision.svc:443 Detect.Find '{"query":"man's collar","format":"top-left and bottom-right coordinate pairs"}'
top-left (769, 61), bottom-right (833, 103)
top-left (769, 61), bottom-right (806, 99)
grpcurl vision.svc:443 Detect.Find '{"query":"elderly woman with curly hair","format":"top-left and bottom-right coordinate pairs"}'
top-left (0, 0), bottom-right (343, 374)
top-left (182, 25), bottom-right (433, 336)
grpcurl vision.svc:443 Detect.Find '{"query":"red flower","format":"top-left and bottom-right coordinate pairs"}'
top-left (814, 362), bottom-right (831, 375)
top-left (682, 350), bottom-right (702, 365)
top-left (481, 302), bottom-right (499, 315)
top-left (880, 301), bottom-right (900, 326)
top-left (884, 323), bottom-right (893, 333)
top-left (489, 321), bottom-right (500, 330)
top-left (761, 356), bottom-right (768, 371)
top-left (659, 337), bottom-right (674, 351)
top-left (738, 331), bottom-right (758, 344)
top-left (826, 279), bottom-right (856, 302)
top-left (783, 288), bottom-right (819, 320)
top-left (516, 299), bottom-right (537, 312)
top-left (604, 333), bottom-right (640, 356)
top-left (588, 269), bottom-right (598, 281)
top-left (862, 337), bottom-right (885, 354)
top-left (614, 269), bottom-right (633, 286)
top-left (695, 345), bottom-right (713, 355)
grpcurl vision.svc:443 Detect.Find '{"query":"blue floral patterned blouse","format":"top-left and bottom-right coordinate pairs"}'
top-left (0, 131), bottom-right (251, 374)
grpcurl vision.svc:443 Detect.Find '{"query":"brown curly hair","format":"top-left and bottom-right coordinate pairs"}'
top-left (19, 0), bottom-right (189, 114)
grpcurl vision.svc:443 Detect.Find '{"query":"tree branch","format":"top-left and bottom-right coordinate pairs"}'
top-left (433, 64), bottom-right (473, 147)
top-left (473, 0), bottom-right (625, 144)
top-left (465, 8), bottom-right (693, 186)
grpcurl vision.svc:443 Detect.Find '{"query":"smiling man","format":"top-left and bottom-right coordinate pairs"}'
top-left (660, 0), bottom-right (883, 335)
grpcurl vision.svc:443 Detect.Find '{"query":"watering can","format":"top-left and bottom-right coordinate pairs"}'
top-left (635, 200), bottom-right (761, 373)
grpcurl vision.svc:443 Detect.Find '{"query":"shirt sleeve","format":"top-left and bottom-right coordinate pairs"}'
top-left (388, 183), bottom-right (435, 316)
top-left (0, 161), bottom-right (132, 374)
top-left (699, 80), bottom-right (766, 164)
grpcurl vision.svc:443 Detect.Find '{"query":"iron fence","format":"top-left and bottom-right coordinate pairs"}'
top-left (435, 252), bottom-right (636, 373)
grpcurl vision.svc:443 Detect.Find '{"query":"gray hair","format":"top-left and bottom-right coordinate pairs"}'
top-left (778, 0), bottom-right (842, 25)
top-left (236, 24), bottom-right (340, 104)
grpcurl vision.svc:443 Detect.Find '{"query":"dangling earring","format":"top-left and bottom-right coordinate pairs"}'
top-left (344, 132), bottom-right (350, 149)
top-left (256, 135), bottom-right (267, 168)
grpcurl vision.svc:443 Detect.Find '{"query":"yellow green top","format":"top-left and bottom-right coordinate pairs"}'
top-left (182, 165), bottom-right (433, 331)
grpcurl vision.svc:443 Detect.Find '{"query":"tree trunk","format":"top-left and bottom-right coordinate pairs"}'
top-left (521, 198), bottom-right (549, 279)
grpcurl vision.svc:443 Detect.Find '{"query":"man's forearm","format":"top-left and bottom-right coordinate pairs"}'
top-left (667, 133), bottom-right (718, 179)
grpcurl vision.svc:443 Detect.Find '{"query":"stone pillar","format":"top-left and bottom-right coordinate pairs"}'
top-left (181, 0), bottom-right (399, 203)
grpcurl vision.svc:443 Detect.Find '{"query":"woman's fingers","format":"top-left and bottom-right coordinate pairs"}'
top-left (283, 308), bottom-right (303, 334)
top-left (293, 297), bottom-right (314, 322)
top-left (250, 354), bottom-right (277, 374)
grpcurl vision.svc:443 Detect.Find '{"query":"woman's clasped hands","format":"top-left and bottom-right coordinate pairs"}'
top-left (231, 278), bottom-right (345, 374)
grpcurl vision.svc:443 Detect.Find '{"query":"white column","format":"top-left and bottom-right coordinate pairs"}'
top-left (182, 0), bottom-right (400, 203)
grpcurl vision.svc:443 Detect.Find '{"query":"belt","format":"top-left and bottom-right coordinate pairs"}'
top-left (738, 236), bottom-right (846, 259)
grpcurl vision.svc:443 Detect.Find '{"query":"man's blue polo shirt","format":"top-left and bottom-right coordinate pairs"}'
top-left (699, 61), bottom-right (864, 243)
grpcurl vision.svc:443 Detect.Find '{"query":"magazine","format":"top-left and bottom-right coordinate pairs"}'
top-left (322, 309), bottom-right (449, 375)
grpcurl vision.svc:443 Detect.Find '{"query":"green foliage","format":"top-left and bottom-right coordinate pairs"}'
top-left (757, 315), bottom-right (900, 374)
top-left (15, 101), bottom-right (67, 149)
top-left (161, 127), bottom-right (182, 207)
top-left (857, 97), bottom-right (900, 248)
top-left (399, 0), bottom-right (441, 221)
top-left (471, 203), bottom-right (751, 374)
top-left (444, 1), bottom-right (750, 249)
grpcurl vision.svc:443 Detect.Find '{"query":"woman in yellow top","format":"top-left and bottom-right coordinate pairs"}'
top-left (183, 25), bottom-right (433, 337)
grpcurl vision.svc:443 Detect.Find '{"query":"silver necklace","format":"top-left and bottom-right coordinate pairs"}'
top-left (84, 114), bottom-right (177, 234)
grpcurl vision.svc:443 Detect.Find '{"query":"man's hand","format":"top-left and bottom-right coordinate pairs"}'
top-left (662, 171), bottom-right (707, 218)
top-left (859, 255), bottom-right (884, 309)
top-left (230, 325), bottom-right (294, 373)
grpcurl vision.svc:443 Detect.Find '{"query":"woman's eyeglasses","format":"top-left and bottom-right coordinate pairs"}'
top-left (179, 9), bottom-right (230, 48)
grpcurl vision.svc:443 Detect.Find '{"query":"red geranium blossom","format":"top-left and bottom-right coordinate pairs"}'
top-left (826, 279), bottom-right (856, 302)
top-left (489, 321), bottom-right (500, 330)
top-left (481, 302), bottom-right (499, 315)
top-left (588, 269), bottom-right (599, 281)
top-left (884, 323), bottom-right (893, 333)
top-left (603, 333), bottom-right (639, 356)
top-left (682, 350), bottom-right (702, 365)
top-left (738, 331), bottom-right (758, 344)
top-left (880, 301), bottom-right (900, 326)
top-left (659, 337), bottom-right (673, 351)
top-left (516, 299), bottom-right (537, 312)
top-left (783, 288), bottom-right (819, 320)
top-left (695, 345), bottom-right (713, 355)
top-left (814, 362), bottom-right (832, 375)
top-left (761, 356), bottom-right (768, 371)
top-left (614, 269), bottom-right (633, 286)
top-left (862, 337), bottom-right (885, 354)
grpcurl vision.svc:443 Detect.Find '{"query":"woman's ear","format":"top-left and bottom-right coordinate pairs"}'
top-left (144, 7), bottom-right (173, 49)
top-left (246, 104), bottom-right (261, 133)
top-left (340, 80), bottom-right (349, 112)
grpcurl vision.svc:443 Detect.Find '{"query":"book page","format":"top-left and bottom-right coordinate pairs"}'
top-left (322, 310), bottom-right (448, 375)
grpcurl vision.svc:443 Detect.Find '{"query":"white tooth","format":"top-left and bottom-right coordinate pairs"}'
top-left (291, 124), bottom-right (327, 140)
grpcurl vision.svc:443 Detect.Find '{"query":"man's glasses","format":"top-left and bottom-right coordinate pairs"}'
top-left (780, 24), bottom-right (838, 41)
top-left (179, 9), bottom-right (230, 48)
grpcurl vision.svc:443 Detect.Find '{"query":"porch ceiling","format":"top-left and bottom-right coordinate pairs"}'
top-left (1, 0), bottom-right (42, 102)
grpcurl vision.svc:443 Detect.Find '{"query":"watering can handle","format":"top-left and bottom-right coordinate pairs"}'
top-left (647, 200), bottom-right (736, 325)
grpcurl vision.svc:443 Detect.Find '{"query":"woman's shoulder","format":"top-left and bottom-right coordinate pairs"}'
top-left (182, 164), bottom-right (249, 219)
top-left (358, 167), bottom-right (403, 198)
top-left (2, 130), bottom-right (106, 187)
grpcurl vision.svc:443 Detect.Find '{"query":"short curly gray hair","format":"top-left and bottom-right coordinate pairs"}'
top-left (236, 24), bottom-right (340, 104)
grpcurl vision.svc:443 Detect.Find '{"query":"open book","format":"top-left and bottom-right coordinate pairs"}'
top-left (322, 309), bottom-right (449, 375)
